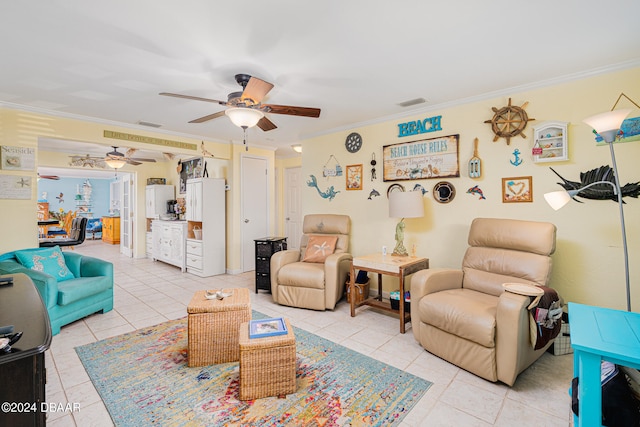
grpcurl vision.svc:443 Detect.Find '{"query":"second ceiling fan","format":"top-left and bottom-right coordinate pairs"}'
top-left (160, 74), bottom-right (321, 131)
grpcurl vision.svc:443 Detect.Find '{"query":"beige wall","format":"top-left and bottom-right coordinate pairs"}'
top-left (300, 67), bottom-right (640, 311)
top-left (0, 109), bottom-right (277, 273)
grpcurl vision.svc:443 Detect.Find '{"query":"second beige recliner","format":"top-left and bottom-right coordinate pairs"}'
top-left (271, 214), bottom-right (352, 310)
top-left (410, 217), bottom-right (559, 386)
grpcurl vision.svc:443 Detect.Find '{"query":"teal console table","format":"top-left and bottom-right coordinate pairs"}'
top-left (568, 302), bottom-right (640, 426)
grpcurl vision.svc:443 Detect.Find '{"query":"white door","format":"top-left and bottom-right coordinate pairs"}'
top-left (284, 167), bottom-right (302, 250)
top-left (241, 155), bottom-right (268, 272)
top-left (120, 173), bottom-right (134, 257)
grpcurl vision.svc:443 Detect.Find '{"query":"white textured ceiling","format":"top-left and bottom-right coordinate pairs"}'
top-left (1, 1), bottom-right (639, 158)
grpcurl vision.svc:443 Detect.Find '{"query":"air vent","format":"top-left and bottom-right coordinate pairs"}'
top-left (137, 120), bottom-right (162, 128)
top-left (397, 97), bottom-right (426, 108)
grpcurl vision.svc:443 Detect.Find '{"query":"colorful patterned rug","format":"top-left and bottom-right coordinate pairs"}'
top-left (76, 312), bottom-right (431, 426)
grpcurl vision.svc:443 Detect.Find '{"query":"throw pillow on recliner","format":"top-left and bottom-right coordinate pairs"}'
top-left (14, 246), bottom-right (74, 282)
top-left (302, 235), bottom-right (338, 263)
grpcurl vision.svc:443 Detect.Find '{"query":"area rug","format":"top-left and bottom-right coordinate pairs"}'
top-left (75, 312), bottom-right (431, 426)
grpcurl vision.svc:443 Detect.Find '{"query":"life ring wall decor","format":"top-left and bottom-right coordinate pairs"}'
top-left (433, 181), bottom-right (456, 203)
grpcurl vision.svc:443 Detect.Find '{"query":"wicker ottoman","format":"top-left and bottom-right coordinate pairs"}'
top-left (187, 288), bottom-right (251, 367)
top-left (238, 318), bottom-right (296, 400)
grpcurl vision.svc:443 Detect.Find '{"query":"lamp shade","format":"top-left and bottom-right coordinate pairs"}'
top-left (291, 144), bottom-right (302, 153)
top-left (389, 191), bottom-right (424, 218)
top-left (105, 157), bottom-right (126, 169)
top-left (543, 190), bottom-right (572, 211)
top-left (583, 109), bottom-right (631, 143)
top-left (225, 107), bottom-right (264, 128)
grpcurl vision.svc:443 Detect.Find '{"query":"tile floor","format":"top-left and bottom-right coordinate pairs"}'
top-left (45, 240), bottom-right (574, 426)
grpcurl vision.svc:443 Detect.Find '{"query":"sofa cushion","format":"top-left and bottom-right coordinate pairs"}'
top-left (14, 246), bottom-right (75, 282)
top-left (302, 235), bottom-right (338, 263)
top-left (277, 262), bottom-right (325, 289)
top-left (420, 288), bottom-right (498, 348)
top-left (57, 276), bottom-right (112, 306)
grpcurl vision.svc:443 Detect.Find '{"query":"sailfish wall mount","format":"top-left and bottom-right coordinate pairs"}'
top-left (550, 166), bottom-right (640, 203)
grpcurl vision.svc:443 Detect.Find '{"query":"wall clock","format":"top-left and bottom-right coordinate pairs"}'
top-left (345, 132), bottom-right (363, 153)
top-left (484, 98), bottom-right (535, 145)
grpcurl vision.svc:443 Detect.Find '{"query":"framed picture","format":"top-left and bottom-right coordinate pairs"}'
top-left (179, 157), bottom-right (205, 194)
top-left (1, 146), bottom-right (35, 171)
top-left (383, 134), bottom-right (460, 182)
top-left (147, 178), bottom-right (166, 185)
top-left (249, 317), bottom-right (288, 339)
top-left (346, 164), bottom-right (363, 190)
top-left (502, 176), bottom-right (532, 203)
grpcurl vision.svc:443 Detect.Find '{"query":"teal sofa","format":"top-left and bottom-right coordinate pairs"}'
top-left (0, 248), bottom-right (113, 335)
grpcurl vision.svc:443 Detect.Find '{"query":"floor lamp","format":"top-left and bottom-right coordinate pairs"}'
top-left (544, 98), bottom-right (635, 311)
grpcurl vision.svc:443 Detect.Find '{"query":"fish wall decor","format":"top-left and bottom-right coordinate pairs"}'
top-left (550, 166), bottom-right (640, 203)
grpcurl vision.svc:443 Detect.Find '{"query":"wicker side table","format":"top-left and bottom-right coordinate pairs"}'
top-left (238, 318), bottom-right (296, 400)
top-left (187, 288), bottom-right (251, 367)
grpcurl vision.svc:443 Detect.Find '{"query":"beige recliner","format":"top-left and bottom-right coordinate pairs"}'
top-left (411, 218), bottom-right (558, 386)
top-left (271, 214), bottom-right (352, 310)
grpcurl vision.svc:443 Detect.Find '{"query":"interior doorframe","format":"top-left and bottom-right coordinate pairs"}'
top-left (240, 153), bottom-right (270, 272)
top-left (119, 171), bottom-right (135, 257)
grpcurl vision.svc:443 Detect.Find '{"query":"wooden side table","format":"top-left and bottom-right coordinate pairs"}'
top-left (568, 302), bottom-right (640, 426)
top-left (349, 254), bottom-right (428, 333)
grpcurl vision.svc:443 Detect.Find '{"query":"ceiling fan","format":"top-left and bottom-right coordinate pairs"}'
top-left (160, 73), bottom-right (321, 131)
top-left (105, 147), bottom-right (156, 167)
top-left (69, 147), bottom-right (156, 169)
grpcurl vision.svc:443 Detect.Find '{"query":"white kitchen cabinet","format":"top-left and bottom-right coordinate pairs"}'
top-left (152, 220), bottom-right (187, 271)
top-left (185, 179), bottom-right (203, 222)
top-left (185, 178), bottom-right (225, 277)
top-left (146, 185), bottom-right (175, 218)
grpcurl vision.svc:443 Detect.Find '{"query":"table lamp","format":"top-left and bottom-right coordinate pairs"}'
top-left (389, 190), bottom-right (424, 256)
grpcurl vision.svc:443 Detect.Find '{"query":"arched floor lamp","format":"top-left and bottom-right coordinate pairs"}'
top-left (544, 97), bottom-right (636, 311)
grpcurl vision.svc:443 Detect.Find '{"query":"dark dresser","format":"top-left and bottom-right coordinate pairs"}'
top-left (254, 237), bottom-right (287, 293)
top-left (0, 273), bottom-right (52, 427)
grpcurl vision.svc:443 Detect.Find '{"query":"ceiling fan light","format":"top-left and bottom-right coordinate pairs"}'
top-left (105, 157), bottom-right (126, 169)
top-left (225, 107), bottom-right (264, 128)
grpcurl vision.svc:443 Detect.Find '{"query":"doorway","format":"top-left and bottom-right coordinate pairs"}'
top-left (119, 173), bottom-right (134, 257)
top-left (284, 166), bottom-right (302, 249)
top-left (241, 155), bottom-right (269, 272)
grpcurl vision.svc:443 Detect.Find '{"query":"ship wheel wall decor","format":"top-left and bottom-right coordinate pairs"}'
top-left (484, 98), bottom-right (535, 145)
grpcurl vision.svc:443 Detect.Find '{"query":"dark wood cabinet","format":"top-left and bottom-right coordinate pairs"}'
top-left (254, 237), bottom-right (287, 293)
top-left (0, 273), bottom-right (52, 427)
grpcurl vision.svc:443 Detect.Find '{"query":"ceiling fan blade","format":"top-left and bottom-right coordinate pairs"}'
top-left (125, 148), bottom-right (137, 157)
top-left (257, 116), bottom-right (277, 131)
top-left (129, 157), bottom-right (156, 163)
top-left (126, 159), bottom-right (142, 166)
top-left (263, 104), bottom-right (321, 118)
top-left (38, 174), bottom-right (60, 180)
top-left (241, 77), bottom-right (274, 104)
top-left (159, 92), bottom-right (227, 105)
top-left (189, 111), bottom-right (226, 123)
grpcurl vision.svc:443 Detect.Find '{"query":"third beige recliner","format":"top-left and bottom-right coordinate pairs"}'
top-left (410, 217), bottom-right (559, 386)
top-left (271, 214), bottom-right (351, 310)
